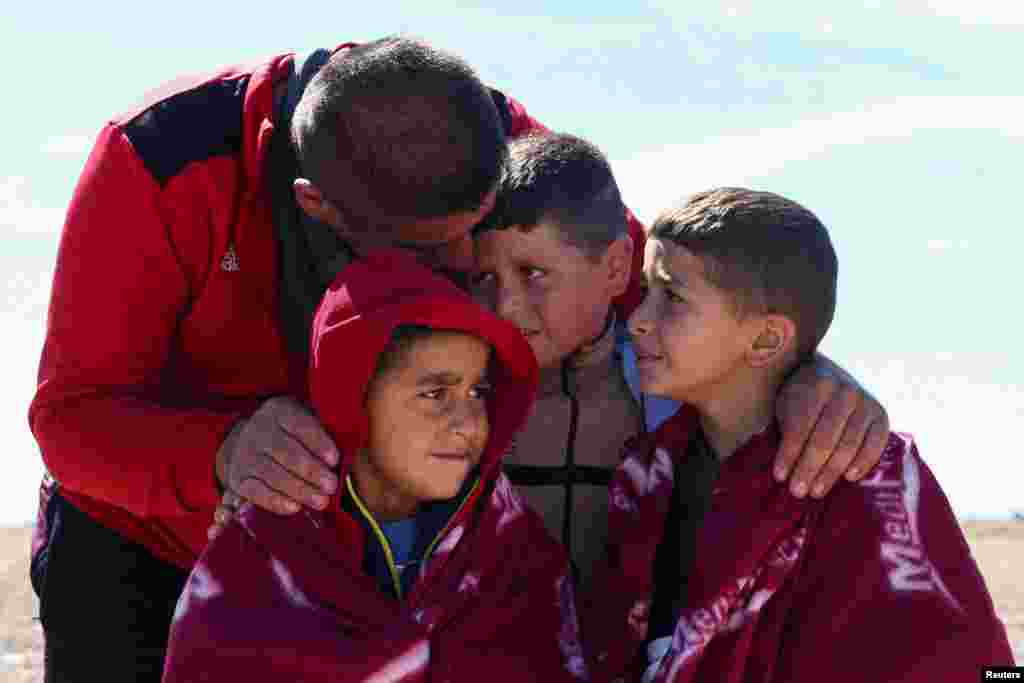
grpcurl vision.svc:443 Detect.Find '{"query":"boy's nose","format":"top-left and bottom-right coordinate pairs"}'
top-left (449, 400), bottom-right (488, 445)
top-left (495, 281), bottom-right (527, 322)
top-left (627, 299), bottom-right (653, 337)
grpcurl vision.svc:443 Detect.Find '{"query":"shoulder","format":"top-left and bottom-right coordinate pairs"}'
top-left (109, 53), bottom-right (290, 186)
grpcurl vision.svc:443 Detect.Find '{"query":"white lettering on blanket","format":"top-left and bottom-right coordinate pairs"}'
top-left (365, 639), bottom-right (430, 683)
top-left (651, 527), bottom-right (808, 682)
top-left (612, 447), bottom-right (674, 513)
top-left (859, 437), bottom-right (962, 611)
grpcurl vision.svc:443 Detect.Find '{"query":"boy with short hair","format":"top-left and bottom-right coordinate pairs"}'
top-left (162, 249), bottom-right (585, 682)
top-left (585, 188), bottom-right (1013, 682)
top-left (472, 134), bottom-right (886, 587)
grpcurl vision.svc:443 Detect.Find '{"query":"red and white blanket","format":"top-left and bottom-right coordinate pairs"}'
top-left (585, 406), bottom-right (1013, 682)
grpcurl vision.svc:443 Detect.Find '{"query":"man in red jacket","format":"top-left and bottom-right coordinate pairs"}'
top-left (29, 38), bottom-right (889, 683)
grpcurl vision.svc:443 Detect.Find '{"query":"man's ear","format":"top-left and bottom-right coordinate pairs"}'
top-left (293, 178), bottom-right (343, 228)
top-left (747, 314), bottom-right (797, 368)
top-left (604, 234), bottom-right (634, 298)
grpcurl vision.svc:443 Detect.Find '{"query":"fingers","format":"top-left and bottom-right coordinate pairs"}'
top-left (274, 399), bottom-right (340, 469)
top-left (272, 428), bottom-right (339, 499)
top-left (806, 402), bottom-right (870, 498)
top-left (235, 457), bottom-right (325, 515)
top-left (207, 491), bottom-right (243, 540)
top-left (845, 412), bottom-right (891, 482)
top-left (220, 396), bottom-right (340, 515)
top-left (788, 384), bottom-right (859, 497)
top-left (774, 374), bottom-right (838, 486)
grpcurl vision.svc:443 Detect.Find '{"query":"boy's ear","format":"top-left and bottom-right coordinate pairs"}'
top-left (294, 178), bottom-right (345, 230)
top-left (747, 314), bottom-right (797, 368)
top-left (604, 235), bottom-right (634, 298)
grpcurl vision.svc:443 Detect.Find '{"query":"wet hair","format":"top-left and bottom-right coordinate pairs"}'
top-left (479, 132), bottom-right (628, 259)
top-left (651, 187), bottom-right (838, 359)
top-left (292, 36), bottom-right (506, 235)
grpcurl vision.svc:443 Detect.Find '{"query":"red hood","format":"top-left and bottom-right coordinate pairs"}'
top-left (162, 252), bottom-right (584, 683)
top-left (308, 248), bottom-right (538, 487)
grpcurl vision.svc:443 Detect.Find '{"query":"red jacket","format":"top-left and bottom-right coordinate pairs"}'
top-left (162, 250), bottom-right (586, 682)
top-left (28, 44), bottom-right (648, 570)
top-left (585, 407), bottom-right (1013, 682)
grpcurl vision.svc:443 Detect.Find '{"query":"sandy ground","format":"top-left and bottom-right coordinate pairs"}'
top-left (1, 521), bottom-right (1020, 681)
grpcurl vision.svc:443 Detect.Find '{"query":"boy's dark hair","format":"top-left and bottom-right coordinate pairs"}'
top-left (292, 36), bottom-right (506, 234)
top-left (374, 325), bottom-right (437, 378)
top-left (374, 325), bottom-right (491, 380)
top-left (482, 132), bottom-right (628, 258)
top-left (651, 188), bottom-right (837, 359)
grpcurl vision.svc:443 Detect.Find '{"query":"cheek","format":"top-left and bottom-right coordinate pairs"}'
top-left (533, 284), bottom-right (607, 353)
top-left (657, 310), bottom-right (699, 358)
top-left (369, 400), bottom-right (430, 453)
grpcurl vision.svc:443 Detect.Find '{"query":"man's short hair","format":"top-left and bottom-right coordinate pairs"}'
top-left (651, 188), bottom-right (838, 359)
top-left (292, 36), bottom-right (506, 234)
top-left (481, 132), bottom-right (628, 258)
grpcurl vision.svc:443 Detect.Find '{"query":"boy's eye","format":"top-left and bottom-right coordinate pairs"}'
top-left (420, 388), bottom-right (447, 400)
top-left (470, 383), bottom-right (492, 400)
top-left (472, 271), bottom-right (496, 287)
top-left (666, 289), bottom-right (685, 304)
top-left (522, 266), bottom-right (546, 280)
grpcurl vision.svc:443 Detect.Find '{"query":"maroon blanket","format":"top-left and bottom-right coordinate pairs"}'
top-left (163, 250), bottom-right (586, 682)
top-left (586, 407), bottom-right (1013, 682)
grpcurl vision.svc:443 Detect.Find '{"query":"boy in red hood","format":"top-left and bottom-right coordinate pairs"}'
top-left (162, 249), bottom-right (586, 683)
top-left (585, 188), bottom-right (1013, 682)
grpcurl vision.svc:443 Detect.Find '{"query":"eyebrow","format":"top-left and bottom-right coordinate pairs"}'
top-left (415, 371), bottom-right (464, 387)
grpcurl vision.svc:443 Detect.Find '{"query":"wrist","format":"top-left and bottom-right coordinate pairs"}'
top-left (215, 418), bottom-right (247, 492)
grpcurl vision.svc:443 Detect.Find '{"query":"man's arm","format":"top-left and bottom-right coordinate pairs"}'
top-left (775, 352), bottom-right (890, 498)
top-left (31, 125), bottom-right (341, 525)
top-left (28, 125), bottom-right (250, 517)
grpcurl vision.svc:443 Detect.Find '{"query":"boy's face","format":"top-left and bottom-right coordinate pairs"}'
top-left (472, 221), bottom-right (624, 370)
top-left (628, 238), bottom-right (755, 405)
top-left (355, 331), bottom-right (491, 520)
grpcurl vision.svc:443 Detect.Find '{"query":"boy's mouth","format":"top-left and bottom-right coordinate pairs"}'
top-left (635, 351), bottom-right (664, 365)
top-left (519, 328), bottom-right (540, 337)
top-left (431, 451), bottom-right (473, 462)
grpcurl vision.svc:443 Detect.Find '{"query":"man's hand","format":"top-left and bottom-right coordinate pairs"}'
top-left (209, 396), bottom-right (339, 538)
top-left (774, 354), bottom-right (890, 499)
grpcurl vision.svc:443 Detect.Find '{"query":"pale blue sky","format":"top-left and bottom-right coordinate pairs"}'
top-left (2, 1), bottom-right (1022, 524)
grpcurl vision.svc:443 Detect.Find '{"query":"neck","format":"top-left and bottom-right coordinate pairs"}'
top-left (348, 463), bottom-right (418, 522)
top-left (696, 369), bottom-right (782, 462)
top-left (537, 311), bottom-right (618, 398)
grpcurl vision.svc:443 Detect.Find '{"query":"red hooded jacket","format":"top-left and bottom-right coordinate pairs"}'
top-left (585, 407), bottom-right (1013, 682)
top-left (162, 250), bottom-right (587, 683)
top-left (27, 45), bottom-right (648, 570)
